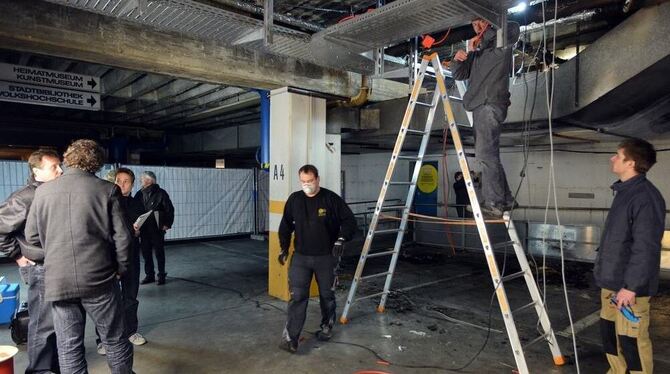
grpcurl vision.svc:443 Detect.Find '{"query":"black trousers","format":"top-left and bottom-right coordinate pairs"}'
top-left (283, 253), bottom-right (337, 343)
top-left (140, 230), bottom-right (166, 278)
top-left (97, 241), bottom-right (141, 344)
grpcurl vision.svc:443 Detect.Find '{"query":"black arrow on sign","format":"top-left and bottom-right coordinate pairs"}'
top-left (87, 78), bottom-right (97, 89)
top-left (87, 96), bottom-right (97, 107)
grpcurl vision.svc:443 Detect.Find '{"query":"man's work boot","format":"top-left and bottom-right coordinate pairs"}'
top-left (316, 325), bottom-right (333, 341)
top-left (156, 275), bottom-right (166, 285)
top-left (278, 339), bottom-right (298, 353)
top-left (140, 276), bottom-right (155, 285)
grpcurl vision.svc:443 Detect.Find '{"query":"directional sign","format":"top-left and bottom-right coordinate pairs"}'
top-left (0, 81), bottom-right (100, 111)
top-left (0, 62), bottom-right (100, 93)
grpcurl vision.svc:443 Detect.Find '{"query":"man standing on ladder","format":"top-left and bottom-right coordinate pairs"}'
top-left (277, 164), bottom-right (357, 353)
top-left (595, 139), bottom-right (665, 374)
top-left (449, 17), bottom-right (519, 218)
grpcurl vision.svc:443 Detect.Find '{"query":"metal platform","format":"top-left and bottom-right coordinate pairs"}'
top-left (316, 0), bottom-right (515, 52)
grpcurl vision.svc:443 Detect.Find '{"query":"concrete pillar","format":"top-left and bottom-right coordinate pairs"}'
top-left (268, 88), bottom-right (341, 300)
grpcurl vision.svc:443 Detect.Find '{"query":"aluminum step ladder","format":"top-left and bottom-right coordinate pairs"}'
top-left (339, 53), bottom-right (565, 374)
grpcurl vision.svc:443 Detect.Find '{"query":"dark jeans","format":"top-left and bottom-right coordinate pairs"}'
top-left (473, 104), bottom-right (514, 208)
top-left (283, 253), bottom-right (337, 343)
top-left (20, 264), bottom-right (60, 374)
top-left (96, 242), bottom-right (141, 344)
top-left (51, 282), bottom-right (133, 374)
top-left (140, 230), bottom-right (166, 278)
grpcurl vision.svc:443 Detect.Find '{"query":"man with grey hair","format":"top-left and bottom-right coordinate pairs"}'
top-left (136, 170), bottom-right (174, 285)
top-left (25, 139), bottom-right (134, 373)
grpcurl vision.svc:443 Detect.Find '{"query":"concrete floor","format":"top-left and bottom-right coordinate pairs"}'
top-left (1, 238), bottom-right (669, 373)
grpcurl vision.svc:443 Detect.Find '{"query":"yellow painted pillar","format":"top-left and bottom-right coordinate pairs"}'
top-left (267, 88), bottom-right (341, 300)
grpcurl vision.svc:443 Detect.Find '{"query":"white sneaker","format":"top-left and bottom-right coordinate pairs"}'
top-left (96, 343), bottom-right (106, 355)
top-left (128, 332), bottom-right (147, 346)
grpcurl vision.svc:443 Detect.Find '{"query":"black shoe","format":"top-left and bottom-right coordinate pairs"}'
top-left (480, 204), bottom-right (504, 219)
top-left (278, 339), bottom-right (298, 353)
top-left (503, 200), bottom-right (519, 211)
top-left (316, 326), bottom-right (332, 341)
top-left (156, 277), bottom-right (166, 285)
top-left (140, 276), bottom-right (155, 285)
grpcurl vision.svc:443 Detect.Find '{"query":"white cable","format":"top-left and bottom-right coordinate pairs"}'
top-left (541, 1), bottom-right (581, 372)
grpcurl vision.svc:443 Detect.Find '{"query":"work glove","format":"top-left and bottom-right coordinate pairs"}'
top-left (332, 237), bottom-right (346, 257)
top-left (278, 249), bottom-right (289, 266)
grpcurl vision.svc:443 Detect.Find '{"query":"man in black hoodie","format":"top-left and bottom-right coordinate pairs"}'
top-left (136, 171), bottom-right (174, 285)
top-left (278, 164), bottom-right (356, 353)
top-left (449, 18), bottom-right (520, 218)
top-left (0, 149), bottom-right (62, 373)
top-left (595, 139), bottom-right (665, 374)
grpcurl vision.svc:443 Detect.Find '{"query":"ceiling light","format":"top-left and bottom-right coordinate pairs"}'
top-left (508, 2), bottom-right (528, 14)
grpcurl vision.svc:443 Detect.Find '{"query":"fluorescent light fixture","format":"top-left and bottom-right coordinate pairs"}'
top-left (508, 2), bottom-right (528, 14)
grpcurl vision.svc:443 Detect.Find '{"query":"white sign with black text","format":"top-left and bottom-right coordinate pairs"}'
top-left (0, 81), bottom-right (101, 111)
top-left (0, 62), bottom-right (100, 93)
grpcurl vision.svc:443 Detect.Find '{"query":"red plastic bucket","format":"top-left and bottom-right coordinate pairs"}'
top-left (0, 346), bottom-right (18, 374)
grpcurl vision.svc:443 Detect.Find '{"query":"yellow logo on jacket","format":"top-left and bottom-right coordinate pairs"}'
top-left (318, 208), bottom-right (327, 217)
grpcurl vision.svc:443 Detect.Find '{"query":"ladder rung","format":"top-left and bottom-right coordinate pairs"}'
top-left (366, 250), bottom-right (397, 258)
top-left (523, 332), bottom-right (551, 350)
top-left (355, 291), bottom-right (387, 302)
top-left (405, 129), bottom-right (428, 135)
top-left (448, 95), bottom-right (463, 102)
top-left (493, 240), bottom-right (517, 250)
top-left (373, 228), bottom-right (404, 235)
top-left (512, 300), bottom-right (538, 315)
top-left (415, 101), bottom-right (435, 108)
top-left (501, 270), bottom-right (528, 283)
top-left (361, 271), bottom-right (391, 281)
top-left (378, 205), bottom-right (406, 211)
top-left (396, 154), bottom-right (445, 161)
top-left (388, 181), bottom-right (414, 186)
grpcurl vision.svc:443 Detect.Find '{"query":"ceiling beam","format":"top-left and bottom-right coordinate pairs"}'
top-left (0, 0), bottom-right (409, 100)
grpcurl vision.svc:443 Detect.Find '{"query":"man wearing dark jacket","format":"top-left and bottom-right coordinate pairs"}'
top-left (0, 149), bottom-right (62, 374)
top-left (25, 139), bottom-right (134, 374)
top-left (278, 164), bottom-right (357, 353)
top-left (595, 138), bottom-right (665, 374)
top-left (96, 168), bottom-right (147, 356)
top-left (136, 171), bottom-right (174, 285)
top-left (449, 18), bottom-right (519, 218)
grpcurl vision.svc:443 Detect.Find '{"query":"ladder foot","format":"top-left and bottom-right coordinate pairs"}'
top-left (376, 306), bottom-right (385, 313)
top-left (553, 355), bottom-right (566, 366)
top-left (339, 317), bottom-right (349, 325)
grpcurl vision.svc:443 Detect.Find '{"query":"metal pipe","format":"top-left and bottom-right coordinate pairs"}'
top-left (213, 0), bottom-right (322, 32)
top-left (520, 10), bottom-right (597, 32)
top-left (255, 89), bottom-right (270, 170)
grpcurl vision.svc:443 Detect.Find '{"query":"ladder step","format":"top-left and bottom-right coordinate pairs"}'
top-left (378, 204), bottom-right (406, 211)
top-left (396, 153), bottom-right (445, 161)
top-left (493, 240), bottom-right (517, 250)
top-left (501, 270), bottom-right (528, 283)
top-left (388, 181), bottom-right (414, 186)
top-left (512, 300), bottom-right (538, 315)
top-left (373, 228), bottom-right (405, 235)
top-left (361, 271), bottom-right (391, 281)
top-left (366, 250), bottom-right (397, 259)
top-left (404, 129), bottom-right (428, 135)
top-left (523, 331), bottom-right (552, 350)
top-left (448, 95), bottom-right (463, 102)
top-left (355, 291), bottom-right (387, 302)
top-left (415, 101), bottom-right (435, 108)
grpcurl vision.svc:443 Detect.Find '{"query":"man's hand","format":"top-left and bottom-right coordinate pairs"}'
top-left (615, 288), bottom-right (636, 310)
top-left (162, 225), bottom-right (170, 232)
top-left (454, 50), bottom-right (468, 62)
top-left (332, 238), bottom-right (346, 257)
top-left (15, 256), bottom-right (35, 267)
top-left (278, 249), bottom-right (289, 266)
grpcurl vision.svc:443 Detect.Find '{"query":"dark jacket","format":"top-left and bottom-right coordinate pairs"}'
top-left (24, 168), bottom-right (132, 302)
top-left (121, 194), bottom-right (144, 245)
top-left (593, 174), bottom-right (666, 297)
top-left (136, 183), bottom-right (174, 233)
top-left (0, 178), bottom-right (43, 261)
top-left (279, 188), bottom-right (357, 256)
top-left (453, 178), bottom-right (470, 206)
top-left (450, 24), bottom-right (520, 111)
